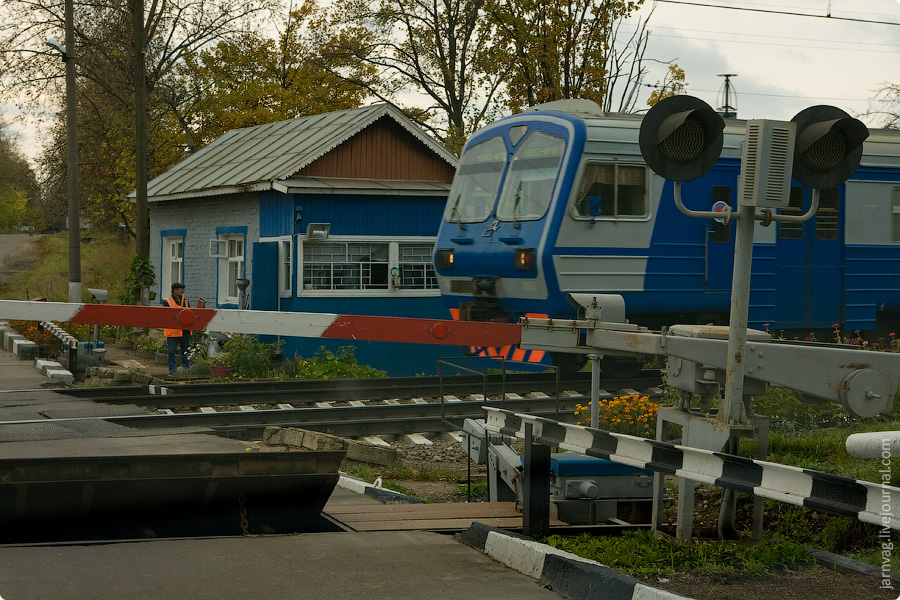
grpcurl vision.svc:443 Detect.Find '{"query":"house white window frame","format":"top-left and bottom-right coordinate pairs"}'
top-left (211, 231), bottom-right (246, 306)
top-left (161, 231), bottom-right (185, 299)
top-left (297, 235), bottom-right (439, 297)
top-left (892, 187), bottom-right (900, 243)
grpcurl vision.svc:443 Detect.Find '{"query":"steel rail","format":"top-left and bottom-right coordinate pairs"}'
top-left (55, 372), bottom-right (663, 409)
top-left (0, 391), bottom-right (665, 440)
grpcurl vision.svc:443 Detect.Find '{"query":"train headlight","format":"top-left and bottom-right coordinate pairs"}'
top-left (514, 248), bottom-right (536, 271)
top-left (435, 249), bottom-right (454, 269)
top-left (790, 105), bottom-right (868, 190)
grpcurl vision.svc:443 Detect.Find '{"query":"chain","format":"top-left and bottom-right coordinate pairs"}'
top-left (238, 494), bottom-right (249, 535)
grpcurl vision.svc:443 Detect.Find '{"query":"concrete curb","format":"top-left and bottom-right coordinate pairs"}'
top-left (336, 475), bottom-right (425, 504)
top-left (459, 523), bottom-right (692, 600)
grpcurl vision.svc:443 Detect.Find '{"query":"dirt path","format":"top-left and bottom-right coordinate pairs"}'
top-left (0, 233), bottom-right (44, 297)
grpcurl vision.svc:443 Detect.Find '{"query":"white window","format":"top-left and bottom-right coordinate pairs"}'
top-left (397, 244), bottom-right (437, 289)
top-left (299, 238), bottom-right (438, 294)
top-left (216, 234), bottom-right (245, 304)
top-left (162, 237), bottom-right (183, 294)
top-left (279, 237), bottom-right (293, 296)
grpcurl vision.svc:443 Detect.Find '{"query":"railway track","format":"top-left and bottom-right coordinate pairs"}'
top-left (57, 370), bottom-right (663, 407)
top-left (13, 371), bottom-right (665, 441)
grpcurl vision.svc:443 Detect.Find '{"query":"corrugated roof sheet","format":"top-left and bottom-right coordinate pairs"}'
top-left (147, 103), bottom-right (458, 202)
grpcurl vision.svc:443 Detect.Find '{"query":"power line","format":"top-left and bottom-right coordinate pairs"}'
top-left (690, 87), bottom-right (878, 103)
top-left (653, 0), bottom-right (900, 25)
top-left (635, 24), bottom-right (900, 52)
top-left (643, 30), bottom-right (900, 54)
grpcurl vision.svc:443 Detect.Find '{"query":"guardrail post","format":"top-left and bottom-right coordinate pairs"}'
top-left (522, 422), bottom-right (550, 538)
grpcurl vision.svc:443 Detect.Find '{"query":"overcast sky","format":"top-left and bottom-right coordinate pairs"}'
top-left (632, 0), bottom-right (900, 125)
top-left (4, 0), bottom-right (900, 166)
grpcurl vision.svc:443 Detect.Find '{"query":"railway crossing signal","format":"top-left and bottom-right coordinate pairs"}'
top-left (790, 105), bottom-right (869, 189)
top-left (639, 95), bottom-right (725, 181)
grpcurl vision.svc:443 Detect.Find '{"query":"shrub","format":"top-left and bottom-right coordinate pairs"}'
top-left (214, 334), bottom-right (283, 379)
top-left (292, 346), bottom-right (386, 379)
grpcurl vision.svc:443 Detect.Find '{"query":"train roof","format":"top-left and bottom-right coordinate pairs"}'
top-left (523, 100), bottom-right (900, 170)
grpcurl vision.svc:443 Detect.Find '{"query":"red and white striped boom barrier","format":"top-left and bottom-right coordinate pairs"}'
top-left (0, 300), bottom-right (521, 348)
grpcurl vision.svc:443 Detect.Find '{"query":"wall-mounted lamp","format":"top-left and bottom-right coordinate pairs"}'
top-left (294, 206), bottom-right (303, 224)
top-left (306, 223), bottom-right (330, 240)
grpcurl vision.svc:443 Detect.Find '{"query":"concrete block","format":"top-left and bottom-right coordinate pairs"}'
top-left (442, 431), bottom-right (464, 443)
top-left (345, 441), bottom-right (399, 466)
top-left (361, 435), bottom-right (391, 447)
top-left (5, 334), bottom-right (24, 352)
top-left (112, 369), bottom-right (132, 382)
top-left (45, 368), bottom-right (75, 384)
top-left (262, 427), bottom-right (399, 465)
top-left (401, 433), bottom-right (433, 446)
top-left (13, 339), bottom-right (39, 360)
top-left (34, 359), bottom-right (62, 374)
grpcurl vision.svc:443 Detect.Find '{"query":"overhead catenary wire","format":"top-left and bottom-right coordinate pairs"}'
top-left (654, 0), bottom-right (900, 26)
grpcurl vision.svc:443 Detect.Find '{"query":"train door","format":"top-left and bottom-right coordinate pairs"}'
top-left (774, 187), bottom-right (843, 329)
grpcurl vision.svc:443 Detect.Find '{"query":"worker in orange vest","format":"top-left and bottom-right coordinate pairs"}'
top-left (162, 282), bottom-right (192, 375)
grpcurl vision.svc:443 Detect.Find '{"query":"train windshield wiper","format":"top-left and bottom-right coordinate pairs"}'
top-left (513, 182), bottom-right (522, 229)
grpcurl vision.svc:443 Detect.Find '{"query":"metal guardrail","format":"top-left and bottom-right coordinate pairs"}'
top-left (39, 321), bottom-right (78, 371)
top-left (483, 406), bottom-right (900, 530)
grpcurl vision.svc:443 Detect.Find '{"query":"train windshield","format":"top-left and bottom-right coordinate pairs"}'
top-left (445, 136), bottom-right (507, 223)
top-left (496, 131), bottom-right (565, 221)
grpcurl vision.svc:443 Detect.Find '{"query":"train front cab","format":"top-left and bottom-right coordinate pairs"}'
top-left (434, 107), bottom-right (591, 367)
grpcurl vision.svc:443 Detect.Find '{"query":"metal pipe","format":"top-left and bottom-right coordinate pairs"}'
top-left (590, 354), bottom-right (600, 427)
top-left (721, 200), bottom-right (755, 425)
top-left (64, 0), bottom-right (81, 303)
top-left (846, 431), bottom-right (900, 458)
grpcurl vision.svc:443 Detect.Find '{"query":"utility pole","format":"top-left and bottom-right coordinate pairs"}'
top-left (48, 0), bottom-right (82, 303)
top-left (133, 0), bottom-right (149, 267)
top-left (717, 73), bottom-right (738, 119)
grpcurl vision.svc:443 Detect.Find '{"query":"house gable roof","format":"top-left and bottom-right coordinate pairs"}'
top-left (146, 103), bottom-right (458, 201)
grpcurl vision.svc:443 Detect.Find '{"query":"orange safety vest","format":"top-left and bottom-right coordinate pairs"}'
top-left (163, 296), bottom-right (190, 337)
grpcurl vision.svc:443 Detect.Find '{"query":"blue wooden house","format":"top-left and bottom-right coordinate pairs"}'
top-left (147, 104), bottom-right (460, 375)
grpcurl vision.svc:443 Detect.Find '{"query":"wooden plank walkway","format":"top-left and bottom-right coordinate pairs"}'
top-left (324, 501), bottom-right (565, 532)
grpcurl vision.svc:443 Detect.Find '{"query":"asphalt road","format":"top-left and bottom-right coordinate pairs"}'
top-left (0, 233), bottom-right (40, 265)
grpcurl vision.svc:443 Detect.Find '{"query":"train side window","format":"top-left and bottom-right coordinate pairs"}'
top-left (815, 188), bottom-right (839, 240)
top-left (710, 186), bottom-right (731, 243)
top-left (892, 188), bottom-right (900, 242)
top-left (779, 187), bottom-right (804, 239)
top-left (573, 162), bottom-right (647, 219)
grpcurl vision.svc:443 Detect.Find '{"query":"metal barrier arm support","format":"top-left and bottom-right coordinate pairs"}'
top-left (519, 318), bottom-right (900, 418)
top-left (483, 406), bottom-right (900, 530)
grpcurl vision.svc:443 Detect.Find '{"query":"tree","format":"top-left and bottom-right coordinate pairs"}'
top-left (171, 2), bottom-right (375, 150)
top-left (0, 122), bottom-right (37, 230)
top-left (485, 0), bottom-right (646, 113)
top-left (325, 0), bottom-right (505, 153)
top-left (0, 0), bottom-right (277, 249)
top-left (647, 64), bottom-right (688, 107)
top-left (871, 83), bottom-right (900, 129)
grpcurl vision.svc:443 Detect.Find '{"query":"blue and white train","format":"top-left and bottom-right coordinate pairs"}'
top-left (432, 99), bottom-right (900, 369)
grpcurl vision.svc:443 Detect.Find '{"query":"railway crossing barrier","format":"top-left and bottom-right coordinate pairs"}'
top-left (2, 298), bottom-right (897, 536)
top-left (483, 406), bottom-right (900, 531)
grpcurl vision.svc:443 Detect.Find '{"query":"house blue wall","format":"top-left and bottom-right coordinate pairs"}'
top-left (255, 190), bottom-right (462, 375)
top-left (259, 192), bottom-right (446, 238)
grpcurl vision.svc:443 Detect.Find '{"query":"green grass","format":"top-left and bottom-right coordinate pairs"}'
top-left (0, 231), bottom-right (134, 302)
top-left (544, 530), bottom-right (810, 578)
